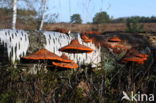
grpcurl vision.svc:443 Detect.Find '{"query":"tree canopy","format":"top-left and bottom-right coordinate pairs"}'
top-left (70, 14), bottom-right (82, 24)
top-left (112, 16), bottom-right (156, 23)
top-left (93, 11), bottom-right (110, 24)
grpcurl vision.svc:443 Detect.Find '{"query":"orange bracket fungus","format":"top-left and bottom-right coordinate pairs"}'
top-left (52, 54), bottom-right (78, 69)
top-left (59, 39), bottom-right (94, 53)
top-left (60, 54), bottom-right (74, 63)
top-left (53, 28), bottom-right (69, 35)
top-left (52, 62), bottom-right (78, 69)
top-left (122, 48), bottom-right (149, 64)
top-left (122, 57), bottom-right (145, 64)
top-left (22, 48), bottom-right (68, 62)
top-left (82, 31), bottom-right (101, 35)
top-left (81, 35), bottom-right (92, 43)
top-left (108, 36), bottom-right (122, 42)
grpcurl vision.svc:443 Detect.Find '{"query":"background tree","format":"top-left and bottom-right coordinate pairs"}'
top-left (38, 0), bottom-right (48, 30)
top-left (111, 16), bottom-right (156, 23)
top-left (70, 14), bottom-right (82, 24)
top-left (12, 0), bottom-right (17, 29)
top-left (0, 0), bottom-right (37, 29)
top-left (126, 18), bottom-right (144, 33)
top-left (0, 0), bottom-right (17, 29)
top-left (93, 11), bottom-right (110, 24)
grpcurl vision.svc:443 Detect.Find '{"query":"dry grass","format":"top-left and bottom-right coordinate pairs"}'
top-left (1, 22), bottom-right (156, 33)
top-left (44, 23), bottom-right (156, 33)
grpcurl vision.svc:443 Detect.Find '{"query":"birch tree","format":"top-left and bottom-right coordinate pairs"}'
top-left (38, 0), bottom-right (47, 30)
top-left (0, 0), bottom-right (48, 30)
top-left (12, 0), bottom-right (17, 29)
top-left (11, 0), bottom-right (33, 30)
top-left (0, 0), bottom-right (17, 29)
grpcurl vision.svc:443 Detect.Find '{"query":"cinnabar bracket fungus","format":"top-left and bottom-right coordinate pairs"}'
top-left (52, 62), bottom-right (78, 69)
top-left (122, 57), bottom-right (145, 64)
top-left (53, 28), bottom-right (69, 35)
top-left (21, 48), bottom-right (68, 63)
top-left (81, 35), bottom-right (92, 43)
top-left (105, 37), bottom-right (128, 54)
top-left (82, 31), bottom-right (101, 35)
top-left (51, 54), bottom-right (78, 69)
top-left (126, 49), bottom-right (149, 59)
top-left (122, 49), bottom-right (149, 64)
top-left (60, 54), bottom-right (74, 63)
top-left (108, 36), bottom-right (122, 42)
top-left (59, 39), bottom-right (94, 53)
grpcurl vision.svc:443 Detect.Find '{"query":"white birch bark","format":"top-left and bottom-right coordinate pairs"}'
top-left (39, 12), bottom-right (45, 30)
top-left (12, 0), bottom-right (17, 30)
top-left (39, 0), bottom-right (47, 31)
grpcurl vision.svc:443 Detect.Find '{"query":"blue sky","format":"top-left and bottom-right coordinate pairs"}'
top-left (47, 0), bottom-right (156, 23)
